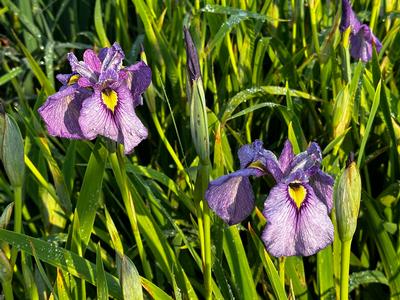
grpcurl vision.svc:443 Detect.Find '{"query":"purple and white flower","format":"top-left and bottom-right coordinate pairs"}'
top-left (340, 0), bottom-right (382, 62)
top-left (38, 42), bottom-right (151, 154)
top-left (205, 140), bottom-right (334, 257)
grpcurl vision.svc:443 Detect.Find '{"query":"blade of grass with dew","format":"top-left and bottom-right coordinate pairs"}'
top-left (223, 226), bottom-right (258, 299)
top-left (12, 33), bottom-right (54, 95)
top-left (70, 140), bottom-right (108, 250)
top-left (362, 192), bottom-right (400, 296)
top-left (0, 67), bottom-right (22, 86)
top-left (96, 243), bottom-right (108, 300)
top-left (248, 224), bottom-right (287, 300)
top-left (357, 80), bottom-right (381, 167)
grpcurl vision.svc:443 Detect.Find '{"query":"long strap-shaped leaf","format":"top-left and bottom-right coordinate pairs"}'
top-left (0, 229), bottom-right (173, 300)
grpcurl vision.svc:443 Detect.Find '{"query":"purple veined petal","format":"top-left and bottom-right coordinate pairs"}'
top-left (83, 49), bottom-right (102, 73)
top-left (262, 181), bottom-right (334, 257)
top-left (77, 77), bottom-right (92, 88)
top-left (237, 140), bottom-right (282, 181)
top-left (113, 84), bottom-right (148, 154)
top-left (78, 89), bottom-right (119, 141)
top-left (372, 33), bottom-right (382, 53)
top-left (67, 53), bottom-right (98, 83)
top-left (56, 73), bottom-right (72, 85)
top-left (286, 142), bottom-right (322, 177)
top-left (294, 183), bottom-right (334, 256)
top-left (124, 61), bottom-right (152, 106)
top-left (278, 140), bottom-right (295, 174)
top-left (238, 140), bottom-right (264, 168)
top-left (340, 0), bottom-right (361, 33)
top-left (350, 25), bottom-right (382, 62)
top-left (99, 68), bottom-right (119, 87)
top-left (101, 42), bottom-right (125, 73)
top-left (205, 168), bottom-right (260, 225)
top-left (309, 169), bottom-right (334, 212)
top-left (262, 182), bottom-right (298, 257)
top-left (38, 85), bottom-right (87, 139)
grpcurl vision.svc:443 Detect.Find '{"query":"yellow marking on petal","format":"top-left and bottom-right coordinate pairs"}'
top-left (68, 74), bottom-right (80, 85)
top-left (101, 89), bottom-right (118, 112)
top-left (288, 182), bottom-right (307, 209)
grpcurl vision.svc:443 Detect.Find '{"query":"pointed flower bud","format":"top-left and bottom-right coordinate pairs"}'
top-left (0, 107), bottom-right (25, 187)
top-left (334, 153), bottom-right (362, 242)
top-left (184, 27), bottom-right (209, 163)
top-left (184, 27), bottom-right (201, 82)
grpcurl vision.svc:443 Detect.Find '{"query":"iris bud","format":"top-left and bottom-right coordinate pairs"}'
top-left (334, 153), bottom-right (362, 242)
top-left (184, 27), bottom-right (210, 164)
top-left (0, 107), bottom-right (25, 187)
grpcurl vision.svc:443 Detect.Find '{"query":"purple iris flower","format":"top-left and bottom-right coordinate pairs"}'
top-left (340, 0), bottom-right (382, 62)
top-left (205, 140), bottom-right (334, 257)
top-left (38, 43), bottom-right (151, 154)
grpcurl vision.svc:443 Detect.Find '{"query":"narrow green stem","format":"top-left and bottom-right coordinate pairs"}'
top-left (194, 163), bottom-right (211, 299)
top-left (203, 185), bottom-right (212, 300)
top-left (109, 151), bottom-right (153, 280)
top-left (151, 112), bottom-right (191, 187)
top-left (279, 257), bottom-right (286, 288)
top-left (309, 0), bottom-right (320, 55)
top-left (340, 239), bottom-right (352, 300)
top-left (11, 186), bottom-right (23, 266)
top-left (2, 280), bottom-right (14, 300)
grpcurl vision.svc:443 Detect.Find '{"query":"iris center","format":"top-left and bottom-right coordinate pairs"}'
top-left (288, 182), bottom-right (307, 209)
top-left (101, 88), bottom-right (118, 112)
top-left (68, 74), bottom-right (80, 85)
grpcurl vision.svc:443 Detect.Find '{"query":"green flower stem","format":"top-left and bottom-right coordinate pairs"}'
top-left (340, 239), bottom-right (352, 300)
top-left (151, 112), bottom-right (191, 188)
top-left (279, 257), bottom-right (286, 288)
top-left (194, 163), bottom-right (211, 299)
top-left (309, 0), bottom-right (320, 55)
top-left (109, 151), bottom-right (153, 280)
top-left (10, 185), bottom-right (22, 266)
top-left (2, 280), bottom-right (13, 300)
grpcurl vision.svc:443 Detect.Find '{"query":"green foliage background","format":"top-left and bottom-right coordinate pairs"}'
top-left (0, 0), bottom-right (400, 299)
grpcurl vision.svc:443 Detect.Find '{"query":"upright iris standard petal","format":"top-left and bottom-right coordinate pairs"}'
top-left (278, 140), bottom-right (294, 174)
top-left (340, 0), bottom-right (381, 61)
top-left (205, 168), bottom-right (259, 225)
top-left (124, 61), bottom-right (152, 107)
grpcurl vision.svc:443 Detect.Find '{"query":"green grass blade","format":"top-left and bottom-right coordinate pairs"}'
top-left (72, 140), bottom-right (108, 249)
top-left (249, 224), bottom-right (287, 300)
top-left (96, 243), bottom-right (108, 300)
top-left (223, 226), bottom-right (258, 299)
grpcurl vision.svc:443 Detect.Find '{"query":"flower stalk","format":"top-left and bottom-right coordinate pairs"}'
top-left (184, 27), bottom-right (212, 299)
top-left (334, 153), bottom-right (361, 300)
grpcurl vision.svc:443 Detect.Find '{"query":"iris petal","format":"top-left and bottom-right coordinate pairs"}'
top-left (310, 170), bottom-right (334, 212)
top-left (205, 168), bottom-right (259, 225)
top-left (262, 182), bottom-right (297, 257)
top-left (101, 42), bottom-right (124, 73)
top-left (262, 181), bottom-right (333, 257)
top-left (83, 49), bottom-right (102, 73)
top-left (286, 142), bottom-right (322, 177)
top-left (278, 140), bottom-right (294, 174)
top-left (350, 25), bottom-right (381, 62)
top-left (38, 85), bottom-right (87, 139)
top-left (78, 90), bottom-right (119, 140)
top-left (114, 85), bottom-right (148, 154)
top-left (67, 53), bottom-right (98, 83)
top-left (124, 61), bottom-right (152, 107)
top-left (295, 184), bottom-right (334, 256)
